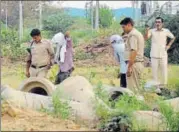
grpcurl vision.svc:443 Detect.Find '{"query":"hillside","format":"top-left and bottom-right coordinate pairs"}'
top-left (64, 7), bottom-right (141, 19)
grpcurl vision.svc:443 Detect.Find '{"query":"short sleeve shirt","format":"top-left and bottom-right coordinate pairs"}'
top-left (125, 28), bottom-right (144, 61)
top-left (26, 39), bottom-right (54, 66)
top-left (148, 28), bottom-right (175, 58)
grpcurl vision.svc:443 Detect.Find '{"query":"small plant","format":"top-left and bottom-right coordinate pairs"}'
top-left (157, 100), bottom-right (179, 131)
top-left (89, 70), bottom-right (97, 83)
top-left (52, 89), bottom-right (70, 119)
top-left (114, 94), bottom-right (150, 115)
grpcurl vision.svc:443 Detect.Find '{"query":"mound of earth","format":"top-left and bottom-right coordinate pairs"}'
top-left (1, 102), bottom-right (94, 131)
top-left (75, 37), bottom-right (151, 67)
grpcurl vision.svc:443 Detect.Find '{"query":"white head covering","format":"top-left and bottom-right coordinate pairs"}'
top-left (110, 34), bottom-right (124, 44)
top-left (51, 32), bottom-right (66, 46)
top-left (110, 34), bottom-right (125, 53)
top-left (52, 32), bottom-right (67, 64)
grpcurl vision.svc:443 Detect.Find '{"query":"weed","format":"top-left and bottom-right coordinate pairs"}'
top-left (114, 94), bottom-right (150, 115)
top-left (157, 100), bottom-right (179, 131)
top-left (52, 89), bottom-right (70, 119)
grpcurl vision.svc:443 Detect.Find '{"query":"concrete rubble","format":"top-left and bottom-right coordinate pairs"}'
top-left (1, 75), bottom-right (179, 130)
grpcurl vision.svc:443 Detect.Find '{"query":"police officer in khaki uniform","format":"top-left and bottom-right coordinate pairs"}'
top-left (120, 17), bottom-right (145, 92)
top-left (144, 17), bottom-right (175, 85)
top-left (26, 29), bottom-right (55, 78)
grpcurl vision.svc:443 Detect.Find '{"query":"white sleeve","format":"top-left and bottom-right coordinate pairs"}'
top-left (60, 41), bottom-right (67, 63)
top-left (166, 29), bottom-right (175, 39)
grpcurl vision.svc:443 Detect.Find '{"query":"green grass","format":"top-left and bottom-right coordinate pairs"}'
top-left (157, 99), bottom-right (179, 131)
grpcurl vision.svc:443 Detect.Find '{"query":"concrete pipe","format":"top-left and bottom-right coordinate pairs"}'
top-left (18, 77), bottom-right (56, 96)
top-left (132, 111), bottom-right (168, 131)
top-left (1, 85), bottom-right (99, 127)
top-left (101, 85), bottom-right (144, 101)
top-left (1, 85), bottom-right (53, 110)
top-left (165, 97), bottom-right (179, 112)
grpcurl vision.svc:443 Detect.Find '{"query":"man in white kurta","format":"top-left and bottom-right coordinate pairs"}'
top-left (145, 17), bottom-right (175, 85)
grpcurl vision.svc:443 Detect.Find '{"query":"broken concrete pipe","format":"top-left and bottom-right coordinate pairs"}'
top-left (18, 77), bottom-right (56, 96)
top-left (100, 111), bottom-right (168, 131)
top-left (1, 86), bottom-right (169, 131)
top-left (1, 85), bottom-right (98, 127)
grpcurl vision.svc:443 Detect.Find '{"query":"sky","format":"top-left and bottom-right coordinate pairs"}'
top-left (52, 1), bottom-right (178, 9)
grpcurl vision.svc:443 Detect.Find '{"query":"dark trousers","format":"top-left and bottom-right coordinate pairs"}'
top-left (54, 70), bottom-right (71, 85)
top-left (120, 73), bottom-right (127, 88)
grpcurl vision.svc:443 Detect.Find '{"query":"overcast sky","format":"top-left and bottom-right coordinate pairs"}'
top-left (58, 1), bottom-right (177, 9)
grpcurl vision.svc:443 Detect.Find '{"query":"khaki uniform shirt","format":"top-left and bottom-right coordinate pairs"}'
top-left (26, 39), bottom-right (54, 66)
top-left (148, 28), bottom-right (175, 58)
top-left (125, 28), bottom-right (144, 61)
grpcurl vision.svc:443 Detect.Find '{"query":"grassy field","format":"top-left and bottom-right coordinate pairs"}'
top-left (2, 62), bottom-right (179, 90)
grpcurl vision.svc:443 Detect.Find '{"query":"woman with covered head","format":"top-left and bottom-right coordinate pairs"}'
top-left (52, 31), bottom-right (74, 84)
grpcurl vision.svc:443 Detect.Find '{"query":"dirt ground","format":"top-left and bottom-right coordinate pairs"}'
top-left (1, 103), bottom-right (93, 131)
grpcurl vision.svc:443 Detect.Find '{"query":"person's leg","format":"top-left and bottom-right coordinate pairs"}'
top-left (37, 67), bottom-right (48, 78)
top-left (151, 58), bottom-right (159, 82)
top-left (127, 62), bottom-right (144, 93)
top-left (160, 56), bottom-right (168, 85)
top-left (119, 52), bottom-right (127, 88)
top-left (120, 73), bottom-right (127, 88)
top-left (54, 71), bottom-right (61, 85)
top-left (29, 67), bottom-right (38, 77)
top-left (55, 71), bottom-right (68, 84)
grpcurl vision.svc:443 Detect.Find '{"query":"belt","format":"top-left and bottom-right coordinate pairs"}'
top-left (31, 65), bottom-right (47, 69)
top-left (135, 61), bottom-right (144, 63)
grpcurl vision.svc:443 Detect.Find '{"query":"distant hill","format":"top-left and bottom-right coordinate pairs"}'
top-left (64, 7), bottom-right (141, 19)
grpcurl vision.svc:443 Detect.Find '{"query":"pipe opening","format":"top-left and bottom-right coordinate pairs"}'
top-left (29, 87), bottom-right (48, 96)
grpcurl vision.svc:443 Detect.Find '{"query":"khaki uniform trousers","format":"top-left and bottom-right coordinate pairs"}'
top-left (29, 67), bottom-right (48, 78)
top-left (151, 56), bottom-right (168, 85)
top-left (127, 62), bottom-right (144, 93)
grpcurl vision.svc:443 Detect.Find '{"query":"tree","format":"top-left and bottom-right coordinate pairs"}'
top-left (87, 4), bottom-right (114, 28)
top-left (43, 12), bottom-right (74, 34)
top-left (166, 16), bottom-right (179, 64)
top-left (99, 5), bottom-right (114, 28)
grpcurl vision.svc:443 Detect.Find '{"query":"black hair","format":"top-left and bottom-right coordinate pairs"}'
top-left (155, 17), bottom-right (164, 23)
top-left (120, 17), bottom-right (134, 26)
top-left (30, 29), bottom-right (41, 37)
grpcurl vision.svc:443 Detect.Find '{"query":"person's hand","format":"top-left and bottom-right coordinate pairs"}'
top-left (71, 67), bottom-right (75, 71)
top-left (117, 73), bottom-right (121, 78)
top-left (26, 71), bottom-right (30, 78)
top-left (127, 67), bottom-right (132, 77)
top-left (145, 27), bottom-right (150, 32)
top-left (166, 45), bottom-right (171, 51)
top-left (46, 64), bottom-right (51, 70)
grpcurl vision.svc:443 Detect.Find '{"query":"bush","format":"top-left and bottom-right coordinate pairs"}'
top-left (43, 12), bottom-right (74, 34)
top-left (166, 16), bottom-right (179, 64)
top-left (1, 28), bottom-right (26, 60)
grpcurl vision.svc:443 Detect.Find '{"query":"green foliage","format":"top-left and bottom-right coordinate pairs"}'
top-left (52, 89), bottom-right (70, 119)
top-left (99, 5), bottom-right (114, 28)
top-left (1, 28), bottom-right (26, 60)
top-left (74, 49), bottom-right (95, 60)
top-left (43, 11), bottom-right (74, 34)
top-left (158, 100), bottom-right (179, 131)
top-left (166, 16), bottom-right (179, 64)
top-left (70, 29), bottom-right (98, 47)
top-left (114, 94), bottom-right (150, 115)
top-left (87, 4), bottom-right (114, 28)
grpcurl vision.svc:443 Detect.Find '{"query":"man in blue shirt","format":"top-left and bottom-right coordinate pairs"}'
top-left (110, 34), bottom-right (128, 88)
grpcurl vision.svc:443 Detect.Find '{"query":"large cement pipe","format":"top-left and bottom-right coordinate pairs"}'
top-left (18, 77), bottom-right (56, 96)
top-left (1, 85), bottom-right (99, 127)
top-left (164, 97), bottom-right (179, 112)
top-left (2, 85), bottom-right (53, 110)
top-left (132, 111), bottom-right (168, 131)
top-left (2, 86), bottom-right (169, 130)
